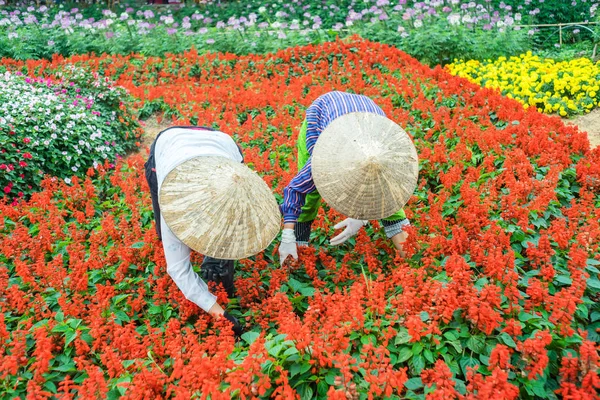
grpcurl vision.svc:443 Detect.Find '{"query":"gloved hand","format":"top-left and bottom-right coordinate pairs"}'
top-left (279, 228), bottom-right (298, 266)
top-left (330, 218), bottom-right (368, 246)
top-left (223, 311), bottom-right (245, 337)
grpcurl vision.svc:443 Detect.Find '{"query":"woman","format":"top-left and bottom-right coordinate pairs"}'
top-left (145, 125), bottom-right (281, 335)
top-left (278, 91), bottom-right (419, 265)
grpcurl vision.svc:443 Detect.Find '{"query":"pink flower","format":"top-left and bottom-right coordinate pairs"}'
top-left (23, 137), bottom-right (31, 144)
top-left (23, 153), bottom-right (32, 159)
top-left (19, 161), bottom-right (27, 167)
top-left (3, 186), bottom-right (11, 194)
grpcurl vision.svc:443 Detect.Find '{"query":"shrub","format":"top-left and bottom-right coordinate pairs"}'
top-left (0, 67), bottom-right (140, 203)
top-left (0, 0), bottom-right (530, 64)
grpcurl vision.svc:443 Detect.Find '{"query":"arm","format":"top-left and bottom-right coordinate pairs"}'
top-left (159, 216), bottom-right (220, 315)
top-left (280, 158), bottom-right (317, 226)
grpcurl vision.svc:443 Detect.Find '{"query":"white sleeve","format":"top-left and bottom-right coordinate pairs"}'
top-left (160, 215), bottom-right (217, 313)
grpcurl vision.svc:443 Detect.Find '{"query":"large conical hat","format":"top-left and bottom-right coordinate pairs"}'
top-left (159, 156), bottom-right (281, 260)
top-left (312, 112), bottom-right (419, 220)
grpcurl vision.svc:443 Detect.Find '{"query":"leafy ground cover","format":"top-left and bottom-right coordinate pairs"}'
top-left (447, 52), bottom-right (600, 116)
top-left (0, 0), bottom-right (528, 64)
top-left (0, 66), bottom-right (141, 203)
top-left (0, 38), bottom-right (599, 399)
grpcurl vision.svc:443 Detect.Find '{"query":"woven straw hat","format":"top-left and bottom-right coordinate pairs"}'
top-left (312, 112), bottom-right (419, 220)
top-left (159, 156), bottom-right (281, 260)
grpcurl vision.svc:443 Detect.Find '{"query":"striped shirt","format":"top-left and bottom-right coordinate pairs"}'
top-left (281, 91), bottom-right (385, 223)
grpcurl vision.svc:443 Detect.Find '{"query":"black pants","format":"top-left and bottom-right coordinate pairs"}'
top-left (144, 126), bottom-right (239, 297)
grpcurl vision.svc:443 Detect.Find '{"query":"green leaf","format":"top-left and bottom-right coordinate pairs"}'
top-left (148, 305), bottom-right (162, 315)
top-left (65, 330), bottom-right (77, 347)
top-left (411, 355), bottom-right (425, 373)
top-left (423, 349), bottom-right (435, 363)
top-left (412, 342), bottom-right (423, 355)
top-left (114, 310), bottom-right (130, 323)
top-left (130, 242), bottom-right (145, 249)
top-left (268, 344), bottom-right (283, 357)
top-left (395, 328), bottom-right (411, 345)
top-left (587, 277), bottom-right (600, 291)
top-left (317, 380), bottom-right (328, 396)
top-left (298, 287), bottom-right (315, 297)
top-left (241, 331), bottom-right (260, 345)
top-left (301, 362), bottom-right (311, 375)
top-left (298, 384), bottom-right (313, 400)
top-left (52, 324), bottom-right (70, 333)
top-left (404, 377), bottom-right (423, 391)
top-left (459, 356), bottom-right (480, 376)
top-left (55, 311), bottom-right (64, 323)
top-left (283, 347), bottom-right (298, 357)
top-left (455, 379), bottom-right (467, 395)
top-left (518, 312), bottom-right (540, 322)
top-left (555, 275), bottom-right (572, 286)
top-left (448, 340), bottom-right (462, 353)
top-left (287, 278), bottom-right (303, 293)
top-left (466, 335), bottom-right (486, 353)
top-left (361, 334), bottom-right (376, 346)
top-left (530, 378), bottom-right (548, 398)
top-left (397, 347), bottom-right (413, 363)
top-left (443, 331), bottom-right (459, 341)
top-left (498, 332), bottom-right (517, 349)
top-left (43, 380), bottom-right (57, 394)
top-left (290, 363), bottom-right (302, 377)
top-left (53, 362), bottom-right (77, 372)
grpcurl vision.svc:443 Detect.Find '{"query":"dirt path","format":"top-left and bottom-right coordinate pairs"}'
top-left (563, 109), bottom-right (600, 149)
top-left (139, 114), bottom-right (171, 150)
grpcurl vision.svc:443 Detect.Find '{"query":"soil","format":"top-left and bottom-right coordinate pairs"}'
top-left (563, 109), bottom-right (600, 149)
top-left (139, 114), bottom-right (171, 150)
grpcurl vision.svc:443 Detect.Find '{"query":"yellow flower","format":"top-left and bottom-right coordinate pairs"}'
top-left (447, 53), bottom-right (600, 116)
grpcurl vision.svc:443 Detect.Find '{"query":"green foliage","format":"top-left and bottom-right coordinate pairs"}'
top-left (0, 66), bottom-right (140, 202)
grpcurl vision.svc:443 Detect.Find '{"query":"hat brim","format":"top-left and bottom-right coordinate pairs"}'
top-left (159, 156), bottom-right (281, 260)
top-left (312, 112), bottom-right (419, 220)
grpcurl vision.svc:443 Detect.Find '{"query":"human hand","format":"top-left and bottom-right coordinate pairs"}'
top-left (279, 228), bottom-right (298, 266)
top-left (330, 218), bottom-right (368, 246)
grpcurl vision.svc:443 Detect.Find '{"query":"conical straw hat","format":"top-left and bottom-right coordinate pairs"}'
top-left (159, 156), bottom-right (281, 260)
top-left (312, 112), bottom-right (419, 220)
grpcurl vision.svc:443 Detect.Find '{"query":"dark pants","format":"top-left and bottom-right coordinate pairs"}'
top-left (144, 126), bottom-right (241, 298)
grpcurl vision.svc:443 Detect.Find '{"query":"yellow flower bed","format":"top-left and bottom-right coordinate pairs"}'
top-left (446, 52), bottom-right (600, 116)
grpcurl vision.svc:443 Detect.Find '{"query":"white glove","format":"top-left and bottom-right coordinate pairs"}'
top-left (330, 218), bottom-right (368, 246)
top-left (279, 229), bottom-right (298, 266)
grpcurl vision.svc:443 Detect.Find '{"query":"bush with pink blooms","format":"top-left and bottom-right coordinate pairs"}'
top-left (0, 66), bottom-right (140, 203)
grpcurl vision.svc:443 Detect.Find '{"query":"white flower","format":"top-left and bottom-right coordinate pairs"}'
top-left (414, 19), bottom-right (423, 28)
top-left (448, 13), bottom-right (461, 25)
top-left (64, 177), bottom-right (71, 184)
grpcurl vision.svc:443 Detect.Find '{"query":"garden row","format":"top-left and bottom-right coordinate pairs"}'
top-left (0, 39), bottom-right (599, 399)
top-left (2, 0), bottom-right (598, 64)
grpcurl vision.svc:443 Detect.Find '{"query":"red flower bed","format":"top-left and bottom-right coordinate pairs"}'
top-left (1, 38), bottom-right (599, 399)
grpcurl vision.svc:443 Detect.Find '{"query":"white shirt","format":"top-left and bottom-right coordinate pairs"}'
top-left (154, 127), bottom-right (243, 312)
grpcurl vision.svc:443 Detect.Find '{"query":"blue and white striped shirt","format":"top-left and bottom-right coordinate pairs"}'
top-left (281, 91), bottom-right (386, 223)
